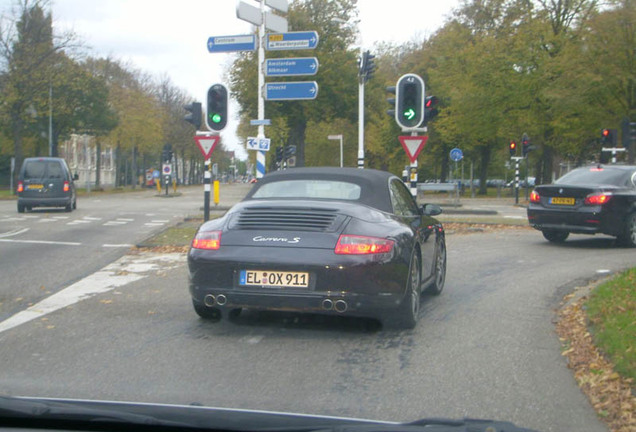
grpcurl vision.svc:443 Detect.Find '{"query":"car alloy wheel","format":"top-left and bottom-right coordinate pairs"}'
top-left (618, 212), bottom-right (636, 247)
top-left (389, 253), bottom-right (421, 330)
top-left (427, 238), bottom-right (446, 295)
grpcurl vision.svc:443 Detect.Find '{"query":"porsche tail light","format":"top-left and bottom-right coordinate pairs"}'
top-left (192, 230), bottom-right (222, 250)
top-left (584, 193), bottom-right (611, 206)
top-left (17, 181), bottom-right (24, 193)
top-left (530, 190), bottom-right (540, 203)
top-left (334, 235), bottom-right (394, 255)
top-left (63, 181), bottom-right (70, 192)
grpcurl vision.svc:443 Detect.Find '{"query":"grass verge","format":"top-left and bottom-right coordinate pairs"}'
top-left (587, 268), bottom-right (636, 381)
top-left (135, 218), bottom-right (203, 252)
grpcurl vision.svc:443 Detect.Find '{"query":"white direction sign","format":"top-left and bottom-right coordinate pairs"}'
top-left (194, 135), bottom-right (220, 159)
top-left (247, 137), bottom-right (271, 151)
top-left (265, 0), bottom-right (288, 13)
top-left (398, 136), bottom-right (429, 163)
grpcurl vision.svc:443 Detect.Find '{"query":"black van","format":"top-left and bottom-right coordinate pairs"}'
top-left (16, 157), bottom-right (78, 213)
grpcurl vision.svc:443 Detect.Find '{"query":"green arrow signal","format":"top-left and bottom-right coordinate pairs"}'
top-left (403, 108), bottom-right (415, 120)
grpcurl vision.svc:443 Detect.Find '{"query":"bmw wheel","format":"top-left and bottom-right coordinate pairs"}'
top-left (617, 212), bottom-right (636, 247)
top-left (542, 230), bottom-right (569, 243)
top-left (426, 237), bottom-right (446, 295)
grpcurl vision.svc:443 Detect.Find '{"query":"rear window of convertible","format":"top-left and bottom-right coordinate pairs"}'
top-left (251, 180), bottom-right (362, 200)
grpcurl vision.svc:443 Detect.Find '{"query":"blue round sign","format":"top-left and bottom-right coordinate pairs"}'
top-left (152, 170), bottom-right (160, 178)
top-left (450, 148), bottom-right (463, 162)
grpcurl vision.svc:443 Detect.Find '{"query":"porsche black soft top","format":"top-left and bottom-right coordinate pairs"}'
top-left (244, 167), bottom-right (399, 213)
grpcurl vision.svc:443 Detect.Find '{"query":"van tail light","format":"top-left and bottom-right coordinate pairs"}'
top-left (530, 190), bottom-right (540, 203)
top-left (63, 181), bottom-right (70, 192)
top-left (584, 193), bottom-right (611, 206)
top-left (17, 181), bottom-right (24, 193)
top-left (334, 235), bottom-right (394, 255)
top-left (191, 230), bottom-right (222, 250)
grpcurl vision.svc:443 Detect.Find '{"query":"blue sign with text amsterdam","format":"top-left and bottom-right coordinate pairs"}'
top-left (265, 57), bottom-right (319, 77)
top-left (265, 31), bottom-right (319, 51)
top-left (207, 34), bottom-right (256, 53)
top-left (265, 81), bottom-right (319, 101)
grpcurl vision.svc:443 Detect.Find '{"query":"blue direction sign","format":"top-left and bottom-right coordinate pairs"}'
top-left (207, 34), bottom-right (256, 53)
top-left (450, 148), bottom-right (463, 162)
top-left (265, 31), bottom-right (319, 51)
top-left (265, 81), bottom-right (319, 101)
top-left (265, 57), bottom-right (319, 77)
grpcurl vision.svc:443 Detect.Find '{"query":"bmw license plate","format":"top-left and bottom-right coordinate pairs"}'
top-left (550, 197), bottom-right (575, 205)
top-left (239, 270), bottom-right (309, 288)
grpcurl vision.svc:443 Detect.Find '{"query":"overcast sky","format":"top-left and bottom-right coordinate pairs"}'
top-left (1, 0), bottom-right (460, 159)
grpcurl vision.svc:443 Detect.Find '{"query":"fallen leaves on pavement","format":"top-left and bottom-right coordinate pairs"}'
top-left (556, 295), bottom-right (635, 432)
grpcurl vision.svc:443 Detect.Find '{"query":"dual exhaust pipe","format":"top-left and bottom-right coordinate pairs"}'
top-left (204, 294), bottom-right (226, 307)
top-left (322, 298), bottom-right (348, 313)
top-left (205, 294), bottom-right (347, 313)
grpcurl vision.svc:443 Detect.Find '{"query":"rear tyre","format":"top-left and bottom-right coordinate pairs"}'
top-left (64, 203), bottom-right (72, 212)
top-left (72, 198), bottom-right (77, 210)
top-left (17, 203), bottom-right (25, 213)
top-left (192, 299), bottom-right (222, 322)
top-left (388, 253), bottom-right (420, 330)
top-left (426, 237), bottom-right (446, 295)
top-left (617, 212), bottom-right (636, 247)
top-left (542, 230), bottom-right (569, 243)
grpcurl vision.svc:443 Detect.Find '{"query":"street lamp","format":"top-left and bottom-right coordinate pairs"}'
top-left (328, 135), bottom-right (343, 167)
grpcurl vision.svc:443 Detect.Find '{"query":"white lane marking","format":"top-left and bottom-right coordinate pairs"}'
top-left (0, 228), bottom-right (29, 238)
top-left (103, 221), bottom-right (127, 226)
top-left (151, 219), bottom-right (169, 223)
top-left (0, 238), bottom-right (80, 246)
top-left (504, 215), bottom-right (525, 219)
top-left (0, 252), bottom-right (184, 335)
top-left (52, 216), bottom-right (70, 220)
top-left (83, 216), bottom-right (102, 221)
top-left (102, 244), bottom-right (133, 248)
top-left (0, 217), bottom-right (27, 222)
top-left (38, 219), bottom-right (57, 223)
top-left (116, 218), bottom-right (134, 222)
top-left (67, 220), bottom-right (91, 225)
top-left (240, 335), bottom-right (264, 344)
top-left (144, 223), bottom-right (165, 227)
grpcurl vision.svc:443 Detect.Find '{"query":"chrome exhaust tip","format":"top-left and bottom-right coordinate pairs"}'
top-left (216, 294), bottom-right (227, 306)
top-left (321, 298), bottom-right (334, 311)
top-left (334, 299), bottom-right (348, 313)
top-left (204, 294), bottom-right (216, 307)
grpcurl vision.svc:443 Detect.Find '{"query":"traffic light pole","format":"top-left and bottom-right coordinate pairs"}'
top-left (511, 156), bottom-right (524, 204)
top-left (256, 1), bottom-right (266, 178)
top-left (358, 48), bottom-right (365, 169)
top-left (204, 159), bottom-right (211, 221)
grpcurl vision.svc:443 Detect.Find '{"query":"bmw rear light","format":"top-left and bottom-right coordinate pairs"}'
top-left (334, 235), bottom-right (394, 255)
top-left (584, 193), bottom-right (611, 206)
top-left (17, 181), bottom-right (24, 193)
top-left (191, 230), bottom-right (222, 250)
top-left (530, 190), bottom-right (540, 203)
top-left (63, 181), bottom-right (70, 192)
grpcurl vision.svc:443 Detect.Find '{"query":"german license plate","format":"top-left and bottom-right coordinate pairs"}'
top-left (27, 184), bottom-right (43, 189)
top-left (550, 197), bottom-right (575, 205)
top-left (239, 270), bottom-right (309, 288)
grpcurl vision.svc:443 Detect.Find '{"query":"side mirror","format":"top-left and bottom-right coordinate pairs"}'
top-left (73, 173), bottom-right (79, 181)
top-left (421, 203), bottom-right (443, 216)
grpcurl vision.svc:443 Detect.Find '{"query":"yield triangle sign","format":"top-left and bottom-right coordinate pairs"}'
top-left (398, 135), bottom-right (428, 163)
top-left (194, 135), bottom-right (220, 159)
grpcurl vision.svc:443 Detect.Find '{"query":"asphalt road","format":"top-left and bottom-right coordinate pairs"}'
top-left (1, 211), bottom-right (634, 431)
top-left (0, 184), bottom-right (251, 322)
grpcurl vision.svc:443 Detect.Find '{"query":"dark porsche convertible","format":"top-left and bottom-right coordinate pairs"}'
top-left (527, 164), bottom-right (636, 246)
top-left (188, 167), bottom-right (447, 329)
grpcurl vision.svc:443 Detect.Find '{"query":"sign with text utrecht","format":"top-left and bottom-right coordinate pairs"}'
top-left (265, 31), bottom-right (319, 51)
top-left (265, 57), bottom-right (319, 77)
top-left (265, 81), bottom-right (318, 101)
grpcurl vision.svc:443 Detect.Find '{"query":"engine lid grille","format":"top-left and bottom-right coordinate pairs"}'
top-left (231, 207), bottom-right (343, 232)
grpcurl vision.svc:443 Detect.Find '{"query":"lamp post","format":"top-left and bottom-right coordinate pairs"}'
top-left (328, 135), bottom-right (343, 167)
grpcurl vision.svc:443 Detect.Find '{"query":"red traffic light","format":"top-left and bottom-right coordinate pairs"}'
top-left (602, 129), bottom-right (610, 137)
top-left (510, 141), bottom-right (517, 150)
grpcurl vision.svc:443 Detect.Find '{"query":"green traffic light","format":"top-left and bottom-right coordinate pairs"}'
top-left (403, 108), bottom-right (416, 120)
top-left (210, 113), bottom-right (222, 124)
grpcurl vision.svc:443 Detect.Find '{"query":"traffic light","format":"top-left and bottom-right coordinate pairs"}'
top-left (183, 102), bottom-right (202, 130)
top-left (276, 146), bottom-right (283, 163)
top-left (522, 133), bottom-right (531, 157)
top-left (424, 96), bottom-right (439, 124)
top-left (206, 84), bottom-right (228, 131)
top-left (359, 50), bottom-right (376, 83)
top-left (395, 74), bottom-right (425, 129)
top-left (509, 140), bottom-right (517, 157)
top-left (601, 128), bottom-right (611, 146)
top-left (386, 85), bottom-right (396, 118)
